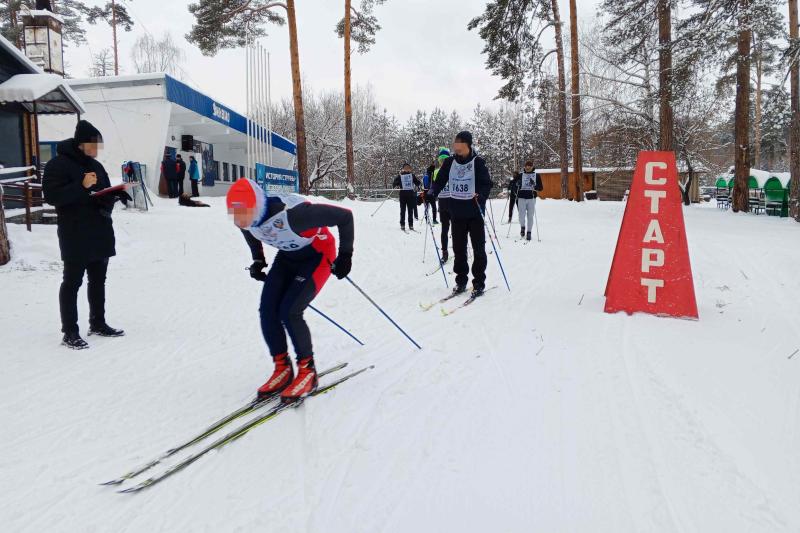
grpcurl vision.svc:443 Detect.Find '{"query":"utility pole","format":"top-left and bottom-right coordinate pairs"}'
top-left (111, 0), bottom-right (119, 75)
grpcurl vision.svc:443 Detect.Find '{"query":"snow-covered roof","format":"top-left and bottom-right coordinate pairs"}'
top-left (67, 72), bottom-right (168, 88)
top-left (0, 165), bottom-right (35, 176)
top-left (21, 9), bottom-right (65, 24)
top-left (720, 168), bottom-right (792, 188)
top-left (0, 34), bottom-right (84, 114)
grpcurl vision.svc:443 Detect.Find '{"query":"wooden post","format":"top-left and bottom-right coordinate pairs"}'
top-left (24, 182), bottom-right (32, 232)
top-left (732, 0), bottom-right (752, 213)
top-left (344, 0), bottom-right (356, 199)
top-left (111, 0), bottom-right (119, 75)
top-left (789, 0), bottom-right (800, 220)
top-left (568, 0), bottom-right (583, 202)
top-left (286, 0), bottom-right (309, 193)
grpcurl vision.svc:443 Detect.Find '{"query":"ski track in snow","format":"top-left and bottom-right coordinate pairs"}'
top-left (1, 197), bottom-right (799, 532)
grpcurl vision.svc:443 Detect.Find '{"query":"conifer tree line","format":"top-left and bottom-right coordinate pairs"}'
top-left (2, 0), bottom-right (797, 218)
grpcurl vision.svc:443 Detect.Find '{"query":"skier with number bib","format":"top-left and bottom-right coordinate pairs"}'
top-left (431, 131), bottom-right (493, 298)
top-left (510, 161), bottom-right (543, 241)
top-left (433, 147), bottom-right (452, 262)
top-left (392, 163), bottom-right (421, 231)
top-left (226, 179), bottom-right (354, 402)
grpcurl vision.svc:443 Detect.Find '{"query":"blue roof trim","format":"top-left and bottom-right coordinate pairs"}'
top-left (163, 75), bottom-right (296, 156)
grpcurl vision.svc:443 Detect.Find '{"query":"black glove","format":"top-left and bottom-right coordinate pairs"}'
top-left (331, 252), bottom-right (352, 280)
top-left (248, 260), bottom-right (267, 281)
top-left (92, 194), bottom-right (116, 210)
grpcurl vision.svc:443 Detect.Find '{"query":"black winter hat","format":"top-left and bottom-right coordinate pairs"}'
top-left (74, 120), bottom-right (103, 144)
top-left (455, 130), bottom-right (473, 147)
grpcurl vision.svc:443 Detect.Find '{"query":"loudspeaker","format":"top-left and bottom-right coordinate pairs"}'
top-left (181, 135), bottom-right (194, 152)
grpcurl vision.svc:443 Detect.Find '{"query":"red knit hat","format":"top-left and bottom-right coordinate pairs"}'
top-left (226, 178), bottom-right (265, 214)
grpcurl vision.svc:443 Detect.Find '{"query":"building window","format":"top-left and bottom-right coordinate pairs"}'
top-left (223, 162), bottom-right (230, 182)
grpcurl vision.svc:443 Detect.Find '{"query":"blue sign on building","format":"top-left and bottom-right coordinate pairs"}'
top-left (256, 163), bottom-right (299, 193)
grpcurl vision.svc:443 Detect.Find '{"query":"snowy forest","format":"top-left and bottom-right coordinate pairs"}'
top-left (1, 0), bottom-right (798, 215)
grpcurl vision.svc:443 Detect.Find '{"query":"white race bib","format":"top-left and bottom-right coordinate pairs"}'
top-left (400, 173), bottom-right (414, 191)
top-left (450, 159), bottom-right (476, 200)
top-left (248, 193), bottom-right (317, 252)
top-left (521, 173), bottom-right (536, 191)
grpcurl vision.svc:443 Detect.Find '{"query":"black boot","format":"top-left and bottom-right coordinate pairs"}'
top-left (89, 324), bottom-right (125, 337)
top-left (470, 286), bottom-right (485, 298)
top-left (520, 227), bottom-right (525, 237)
top-left (62, 331), bottom-right (89, 350)
top-left (526, 232), bottom-right (532, 241)
top-left (452, 285), bottom-right (467, 295)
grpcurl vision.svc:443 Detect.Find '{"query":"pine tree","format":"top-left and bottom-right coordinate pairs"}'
top-left (335, 0), bottom-right (388, 197)
top-left (187, 0), bottom-right (310, 192)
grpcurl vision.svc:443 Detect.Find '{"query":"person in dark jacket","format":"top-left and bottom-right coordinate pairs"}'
top-left (431, 131), bottom-right (493, 297)
top-left (506, 174), bottom-right (520, 223)
top-left (391, 163), bottom-right (421, 231)
top-left (162, 154), bottom-right (178, 198)
top-left (42, 120), bottom-right (128, 349)
top-left (188, 155), bottom-right (201, 197)
top-left (433, 147), bottom-right (452, 262)
top-left (422, 161), bottom-right (438, 224)
top-left (227, 179), bottom-right (354, 401)
top-left (510, 161), bottom-right (544, 240)
top-left (176, 154), bottom-right (187, 197)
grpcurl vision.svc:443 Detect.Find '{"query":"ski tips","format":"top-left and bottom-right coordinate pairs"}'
top-left (99, 478), bottom-right (124, 486)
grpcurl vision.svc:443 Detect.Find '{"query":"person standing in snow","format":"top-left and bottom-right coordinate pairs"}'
top-left (422, 161), bottom-right (438, 224)
top-left (176, 155), bottom-right (187, 197)
top-left (392, 163), bottom-right (421, 231)
top-left (511, 161), bottom-right (543, 241)
top-left (507, 172), bottom-right (520, 223)
top-left (42, 120), bottom-right (129, 349)
top-left (188, 156), bottom-right (201, 197)
top-left (431, 131), bottom-right (493, 297)
top-left (433, 148), bottom-right (452, 262)
top-left (227, 179), bottom-right (354, 402)
top-left (162, 153), bottom-right (178, 198)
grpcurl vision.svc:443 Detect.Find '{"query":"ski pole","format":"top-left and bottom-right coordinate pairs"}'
top-left (370, 189), bottom-right (393, 217)
top-left (476, 198), bottom-right (511, 292)
top-left (422, 212), bottom-right (429, 263)
top-left (344, 276), bottom-right (423, 350)
top-left (534, 206), bottom-right (541, 242)
top-left (500, 194), bottom-right (509, 224)
top-left (487, 197), bottom-right (501, 249)
top-left (309, 304), bottom-right (364, 346)
top-left (425, 209), bottom-right (448, 288)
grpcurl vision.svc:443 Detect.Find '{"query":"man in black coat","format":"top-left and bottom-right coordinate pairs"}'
top-left (431, 131), bottom-right (493, 297)
top-left (162, 154), bottom-right (178, 198)
top-left (43, 120), bottom-right (128, 349)
top-left (176, 154), bottom-right (187, 197)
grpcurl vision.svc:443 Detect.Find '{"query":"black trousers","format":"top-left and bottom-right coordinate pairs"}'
top-left (260, 252), bottom-right (330, 359)
top-left (190, 180), bottom-right (199, 197)
top-left (508, 193), bottom-right (518, 220)
top-left (59, 258), bottom-right (109, 334)
top-left (167, 179), bottom-right (179, 198)
top-left (451, 216), bottom-right (487, 290)
top-left (399, 194), bottom-right (415, 228)
top-left (438, 198), bottom-right (451, 254)
top-left (177, 178), bottom-right (185, 196)
top-left (425, 194), bottom-right (438, 223)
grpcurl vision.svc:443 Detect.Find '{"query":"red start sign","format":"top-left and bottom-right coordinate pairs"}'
top-left (604, 151), bottom-right (698, 319)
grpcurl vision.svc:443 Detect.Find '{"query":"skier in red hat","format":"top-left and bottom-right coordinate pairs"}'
top-left (227, 179), bottom-right (354, 401)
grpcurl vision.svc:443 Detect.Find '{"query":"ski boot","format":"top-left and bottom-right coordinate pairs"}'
top-left (88, 324), bottom-right (125, 337)
top-left (281, 357), bottom-right (318, 403)
top-left (452, 285), bottom-right (467, 296)
top-left (520, 227), bottom-right (526, 237)
top-left (441, 251), bottom-right (449, 264)
top-left (471, 286), bottom-right (485, 299)
top-left (526, 232), bottom-right (532, 241)
top-left (258, 353), bottom-right (294, 399)
top-left (62, 331), bottom-right (89, 350)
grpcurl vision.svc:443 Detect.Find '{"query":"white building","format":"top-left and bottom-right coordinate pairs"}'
top-left (39, 73), bottom-right (296, 197)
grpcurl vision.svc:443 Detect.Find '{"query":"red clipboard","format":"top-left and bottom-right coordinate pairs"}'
top-left (90, 183), bottom-right (131, 197)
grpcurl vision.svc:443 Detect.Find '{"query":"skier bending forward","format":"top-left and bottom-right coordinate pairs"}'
top-left (227, 179), bottom-right (355, 402)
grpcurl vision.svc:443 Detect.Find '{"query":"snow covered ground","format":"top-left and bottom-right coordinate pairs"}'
top-left (1, 195), bottom-right (799, 532)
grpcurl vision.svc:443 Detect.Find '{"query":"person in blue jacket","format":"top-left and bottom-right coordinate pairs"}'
top-left (188, 155), bottom-right (201, 197)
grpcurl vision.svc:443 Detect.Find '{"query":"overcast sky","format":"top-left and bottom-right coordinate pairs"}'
top-left (64, 0), bottom-right (602, 122)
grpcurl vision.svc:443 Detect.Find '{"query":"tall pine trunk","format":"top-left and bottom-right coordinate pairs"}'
top-left (753, 39), bottom-right (763, 168)
top-left (732, 0), bottom-right (751, 213)
top-left (551, 0), bottom-right (569, 199)
top-left (789, 0), bottom-right (800, 221)
top-left (286, 0), bottom-right (309, 193)
top-left (343, 0), bottom-right (356, 198)
top-left (569, 0), bottom-right (583, 201)
top-left (111, 0), bottom-right (119, 75)
top-left (658, 0), bottom-right (673, 152)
